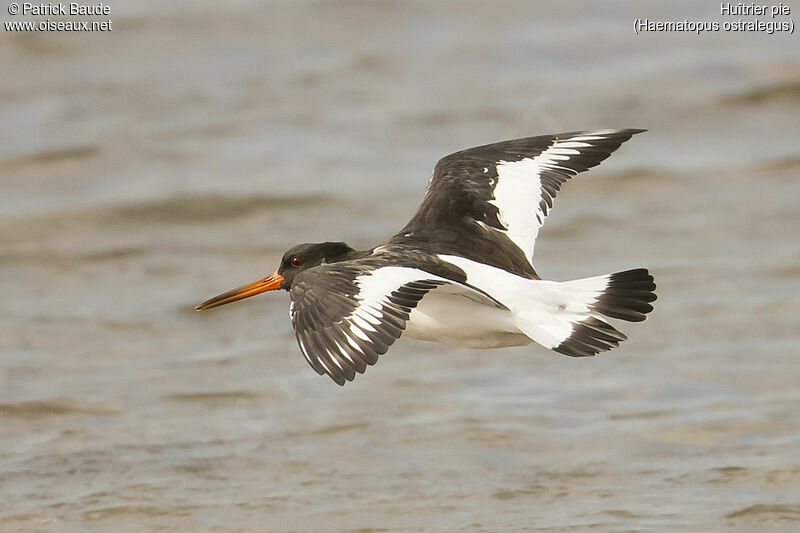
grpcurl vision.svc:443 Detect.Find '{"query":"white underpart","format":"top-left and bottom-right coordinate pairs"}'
top-left (345, 266), bottom-right (527, 350)
top-left (405, 283), bottom-right (524, 349)
top-left (489, 132), bottom-right (615, 266)
top-left (431, 254), bottom-right (611, 350)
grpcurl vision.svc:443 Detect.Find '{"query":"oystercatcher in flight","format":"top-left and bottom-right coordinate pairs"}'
top-left (197, 129), bottom-right (656, 386)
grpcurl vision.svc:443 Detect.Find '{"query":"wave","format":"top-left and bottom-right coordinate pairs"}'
top-left (0, 145), bottom-right (99, 169)
top-left (0, 192), bottom-right (332, 243)
top-left (723, 79), bottom-right (800, 106)
top-left (725, 503), bottom-right (800, 522)
top-left (0, 399), bottom-right (121, 418)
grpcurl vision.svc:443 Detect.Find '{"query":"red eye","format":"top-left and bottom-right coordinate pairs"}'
top-left (291, 256), bottom-right (303, 267)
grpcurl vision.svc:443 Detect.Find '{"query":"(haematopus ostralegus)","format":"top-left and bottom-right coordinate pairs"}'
top-left (196, 129), bottom-right (656, 386)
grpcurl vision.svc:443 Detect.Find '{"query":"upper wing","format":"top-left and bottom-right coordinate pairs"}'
top-left (393, 129), bottom-right (644, 277)
top-left (289, 262), bottom-right (464, 386)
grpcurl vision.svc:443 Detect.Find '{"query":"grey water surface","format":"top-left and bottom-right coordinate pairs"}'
top-left (1, 1), bottom-right (799, 531)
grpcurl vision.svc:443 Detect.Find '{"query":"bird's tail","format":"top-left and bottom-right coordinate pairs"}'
top-left (512, 268), bottom-right (656, 357)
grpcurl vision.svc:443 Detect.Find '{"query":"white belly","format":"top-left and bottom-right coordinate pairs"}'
top-left (404, 286), bottom-right (532, 349)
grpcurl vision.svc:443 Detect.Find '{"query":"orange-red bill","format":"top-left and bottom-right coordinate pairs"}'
top-left (195, 270), bottom-right (284, 311)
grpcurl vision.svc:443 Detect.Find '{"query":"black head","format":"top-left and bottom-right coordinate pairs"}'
top-left (276, 242), bottom-right (356, 289)
top-left (195, 241), bottom-right (356, 311)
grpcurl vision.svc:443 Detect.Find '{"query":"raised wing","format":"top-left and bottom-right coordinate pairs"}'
top-left (289, 263), bottom-right (453, 386)
top-left (393, 129), bottom-right (644, 278)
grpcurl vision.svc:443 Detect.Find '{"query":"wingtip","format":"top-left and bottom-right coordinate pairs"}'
top-left (603, 128), bottom-right (647, 137)
top-left (604, 128), bottom-right (647, 145)
top-left (597, 128), bottom-right (647, 137)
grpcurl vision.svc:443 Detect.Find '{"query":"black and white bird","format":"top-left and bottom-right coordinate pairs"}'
top-left (196, 129), bottom-right (656, 386)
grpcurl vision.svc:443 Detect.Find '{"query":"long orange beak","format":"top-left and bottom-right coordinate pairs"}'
top-left (195, 270), bottom-right (284, 311)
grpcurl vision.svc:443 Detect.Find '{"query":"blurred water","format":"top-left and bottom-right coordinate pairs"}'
top-left (1, 1), bottom-right (799, 531)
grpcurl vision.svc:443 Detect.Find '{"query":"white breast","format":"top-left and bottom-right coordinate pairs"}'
top-left (405, 283), bottom-right (531, 349)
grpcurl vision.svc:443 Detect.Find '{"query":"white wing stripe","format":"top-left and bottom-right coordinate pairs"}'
top-left (360, 305), bottom-right (385, 321)
top-left (548, 148), bottom-right (580, 156)
top-left (357, 308), bottom-right (382, 326)
top-left (352, 314), bottom-right (378, 333)
top-left (325, 349), bottom-right (344, 370)
top-left (333, 339), bottom-right (356, 365)
top-left (569, 135), bottom-right (605, 141)
top-left (491, 158), bottom-right (546, 262)
top-left (489, 132), bottom-right (615, 265)
top-left (553, 141), bottom-right (592, 148)
top-left (343, 331), bottom-right (365, 354)
top-left (294, 265), bottom-right (479, 384)
top-left (344, 266), bottom-right (449, 328)
top-left (298, 338), bottom-right (315, 367)
top-left (316, 356), bottom-right (334, 376)
top-left (350, 324), bottom-right (370, 341)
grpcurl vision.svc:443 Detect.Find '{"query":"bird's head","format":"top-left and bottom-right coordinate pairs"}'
top-left (195, 242), bottom-right (355, 311)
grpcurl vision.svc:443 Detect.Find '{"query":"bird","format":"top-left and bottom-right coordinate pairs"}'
top-left (196, 129), bottom-right (656, 386)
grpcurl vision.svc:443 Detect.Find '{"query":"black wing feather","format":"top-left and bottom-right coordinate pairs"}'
top-left (392, 129), bottom-right (645, 278)
top-left (290, 264), bottom-right (447, 386)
